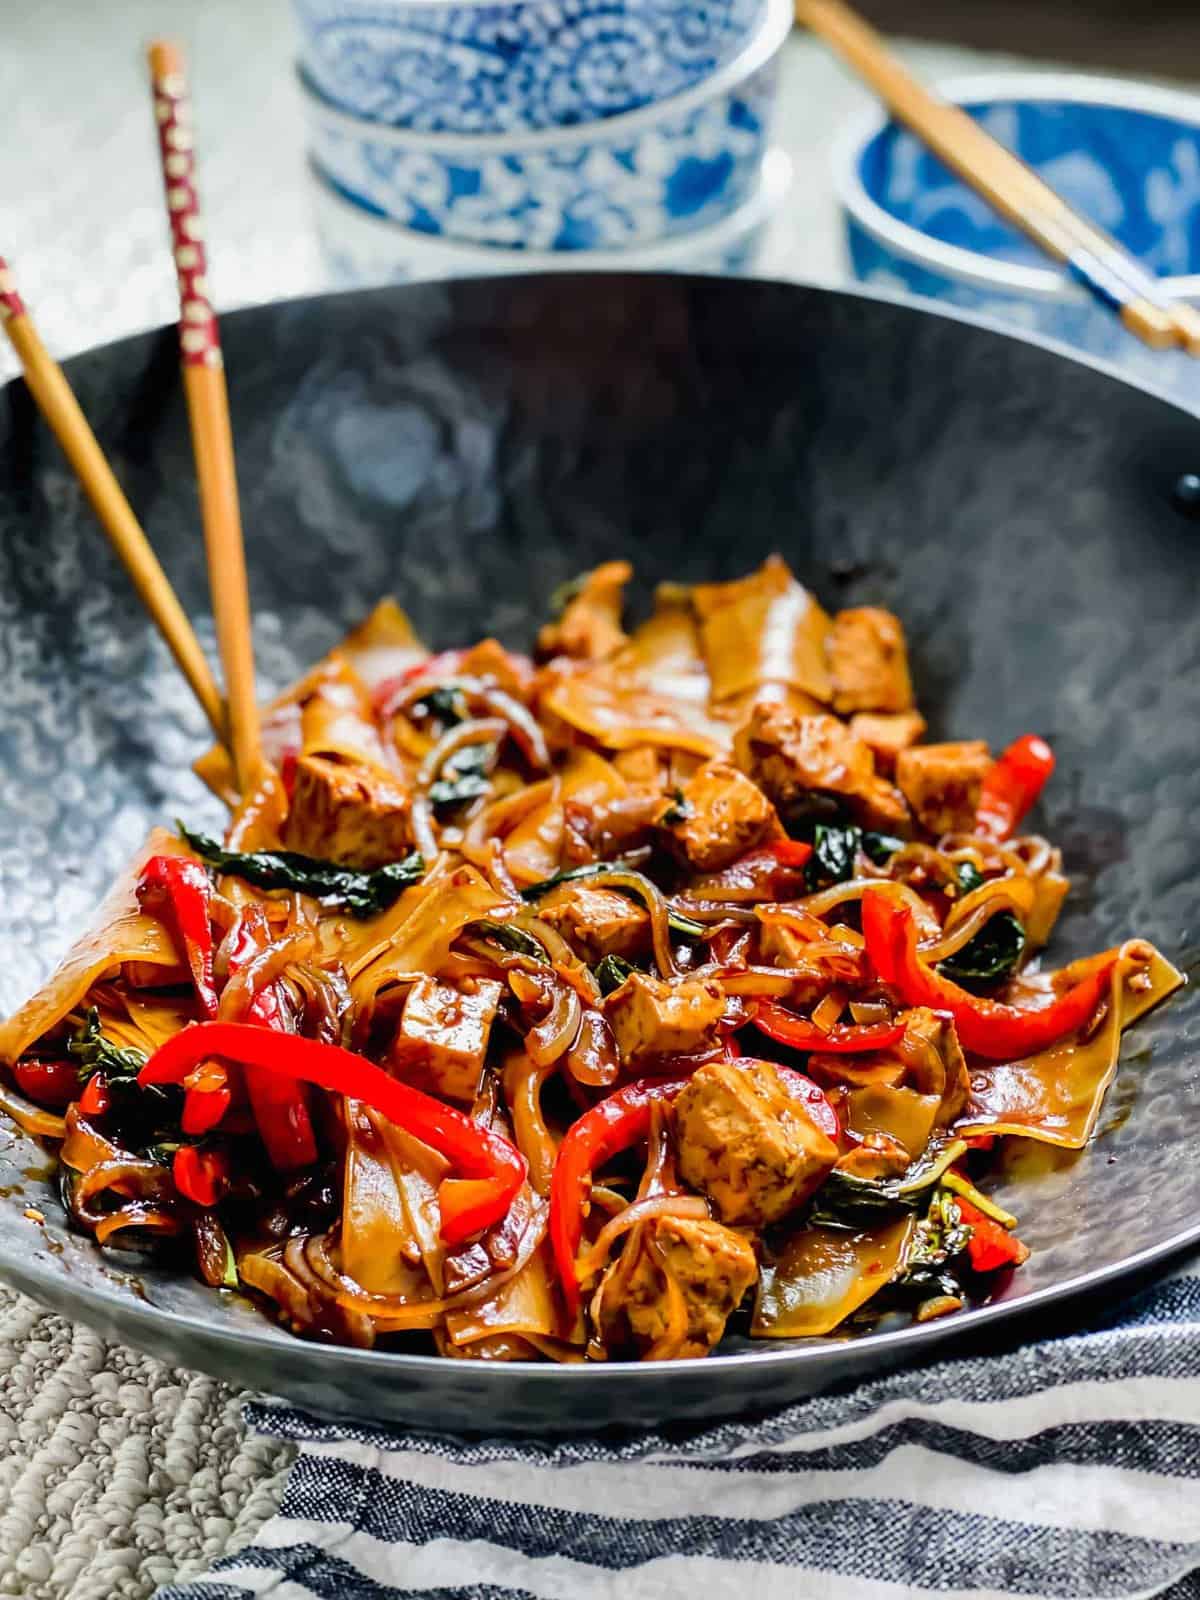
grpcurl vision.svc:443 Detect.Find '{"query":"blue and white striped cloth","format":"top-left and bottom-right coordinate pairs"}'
top-left (160, 1258), bottom-right (1200, 1600)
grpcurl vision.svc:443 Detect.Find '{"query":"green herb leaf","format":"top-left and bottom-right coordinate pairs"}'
top-left (956, 860), bottom-right (986, 895)
top-left (410, 685), bottom-right (468, 727)
top-left (549, 573), bottom-right (589, 617)
top-left (180, 825), bottom-right (425, 918)
top-left (890, 1187), bottom-right (972, 1301)
top-left (69, 1009), bottom-right (147, 1081)
top-left (520, 862), bottom-right (706, 939)
top-left (660, 788), bottom-right (693, 828)
top-left (938, 912), bottom-right (1026, 987)
top-left (221, 1236), bottom-right (240, 1289)
top-left (806, 823), bottom-right (862, 891)
top-left (806, 1141), bottom-right (968, 1229)
top-left (808, 1169), bottom-right (919, 1229)
top-left (862, 831), bottom-right (906, 866)
top-left (428, 741), bottom-right (497, 812)
top-left (594, 954), bottom-right (637, 995)
top-left (469, 920), bottom-right (549, 960)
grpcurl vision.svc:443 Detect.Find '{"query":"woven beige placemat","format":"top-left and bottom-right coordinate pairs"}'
top-left (0, 1288), bottom-right (290, 1599)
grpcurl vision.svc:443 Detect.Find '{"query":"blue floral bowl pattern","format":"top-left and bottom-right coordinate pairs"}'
top-left (835, 75), bottom-right (1200, 405)
top-left (293, 0), bottom-right (765, 134)
top-left (310, 147), bottom-right (791, 285)
top-left (301, 41), bottom-right (781, 250)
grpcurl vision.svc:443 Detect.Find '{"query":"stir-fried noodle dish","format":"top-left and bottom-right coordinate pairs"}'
top-left (0, 558), bottom-right (1183, 1362)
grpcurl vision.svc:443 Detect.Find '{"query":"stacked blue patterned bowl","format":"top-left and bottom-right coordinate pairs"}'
top-left (295, 0), bottom-right (792, 280)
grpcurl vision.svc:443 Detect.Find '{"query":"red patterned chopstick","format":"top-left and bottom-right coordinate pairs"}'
top-left (148, 40), bottom-right (262, 794)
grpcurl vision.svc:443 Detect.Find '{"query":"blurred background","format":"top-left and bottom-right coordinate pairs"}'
top-left (3, 0), bottom-right (1200, 392)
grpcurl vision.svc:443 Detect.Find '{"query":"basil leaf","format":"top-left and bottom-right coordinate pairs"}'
top-left (807, 1168), bottom-right (920, 1229)
top-left (549, 573), bottom-right (589, 617)
top-left (659, 788), bottom-right (692, 827)
top-left (862, 831), bottom-right (905, 866)
top-left (411, 685), bottom-right (467, 727)
top-left (806, 823), bottom-right (861, 890)
top-left (428, 741), bottom-right (496, 812)
top-left (938, 912), bottom-right (1025, 987)
top-left (956, 860), bottom-right (986, 895)
top-left (469, 920), bottom-right (548, 960)
top-left (594, 954), bottom-right (637, 995)
top-left (180, 826), bottom-right (425, 918)
top-left (69, 1008), bottom-right (147, 1081)
top-left (807, 1142), bottom-right (968, 1229)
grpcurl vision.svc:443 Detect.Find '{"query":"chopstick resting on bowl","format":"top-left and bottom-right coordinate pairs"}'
top-left (147, 38), bottom-right (263, 794)
top-left (0, 255), bottom-right (228, 737)
top-left (794, 0), bottom-right (1200, 356)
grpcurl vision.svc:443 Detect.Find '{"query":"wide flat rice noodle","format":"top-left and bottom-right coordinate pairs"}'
top-left (298, 655), bottom-right (392, 772)
top-left (753, 1216), bottom-right (914, 1338)
top-left (626, 591), bottom-right (710, 708)
top-left (0, 829), bottom-right (195, 1065)
top-left (500, 777), bottom-right (566, 885)
top-left (444, 1240), bottom-right (559, 1347)
top-left (342, 1101), bottom-right (431, 1299)
top-left (195, 599), bottom-right (425, 803)
top-left (347, 865), bottom-right (508, 1006)
top-left (542, 665), bottom-right (727, 757)
top-left (693, 555), bottom-right (833, 707)
top-left (956, 945), bottom-right (1184, 1149)
top-left (845, 1085), bottom-right (941, 1160)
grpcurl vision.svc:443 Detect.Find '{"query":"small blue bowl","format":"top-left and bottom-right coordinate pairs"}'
top-left (301, 0), bottom-right (788, 251)
top-left (310, 147), bottom-right (792, 285)
top-left (293, 0), bottom-right (766, 135)
top-left (835, 74), bottom-right (1200, 396)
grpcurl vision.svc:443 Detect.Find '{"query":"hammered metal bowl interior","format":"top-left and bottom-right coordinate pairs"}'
top-left (0, 275), bottom-right (1198, 1432)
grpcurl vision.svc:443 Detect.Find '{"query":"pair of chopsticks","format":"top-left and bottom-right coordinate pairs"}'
top-left (795, 0), bottom-right (1200, 356)
top-left (0, 40), bottom-right (262, 794)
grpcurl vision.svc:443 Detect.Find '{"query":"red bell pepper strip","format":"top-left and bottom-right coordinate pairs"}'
top-left (861, 890), bottom-right (1114, 1061)
top-left (173, 1145), bottom-right (231, 1208)
top-left (976, 734), bottom-right (1055, 842)
top-left (954, 1196), bottom-right (1029, 1273)
top-left (182, 1083), bottom-right (232, 1137)
top-left (140, 1022), bottom-right (527, 1245)
top-left (763, 840), bottom-right (814, 868)
top-left (549, 1077), bottom-right (690, 1319)
top-left (13, 1058), bottom-right (80, 1108)
top-left (78, 1073), bottom-right (111, 1118)
top-left (222, 914), bottom-right (318, 1172)
top-left (137, 855), bottom-right (219, 1018)
top-left (751, 1001), bottom-right (905, 1055)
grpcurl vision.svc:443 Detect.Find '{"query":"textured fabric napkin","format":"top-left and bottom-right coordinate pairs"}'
top-left (158, 1257), bottom-right (1200, 1600)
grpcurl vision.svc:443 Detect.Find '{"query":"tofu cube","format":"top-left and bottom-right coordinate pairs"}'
top-left (537, 885), bottom-right (650, 962)
top-left (895, 741), bottom-right (993, 837)
top-left (392, 975), bottom-right (503, 1103)
top-left (282, 754), bottom-right (412, 869)
top-left (658, 759), bottom-right (779, 872)
top-left (828, 607), bottom-right (915, 714)
top-left (674, 1058), bottom-right (838, 1225)
top-left (603, 973), bottom-right (724, 1066)
top-left (608, 1216), bottom-right (758, 1357)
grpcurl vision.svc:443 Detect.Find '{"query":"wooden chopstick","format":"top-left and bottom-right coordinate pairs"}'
top-left (147, 39), bottom-right (263, 794)
top-left (0, 256), bottom-right (228, 737)
top-left (795, 0), bottom-right (1198, 356)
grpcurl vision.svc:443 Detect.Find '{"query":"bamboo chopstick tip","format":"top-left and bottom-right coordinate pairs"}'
top-left (147, 38), bottom-right (186, 84)
top-left (1165, 302), bottom-right (1200, 359)
top-left (1121, 299), bottom-right (1181, 352)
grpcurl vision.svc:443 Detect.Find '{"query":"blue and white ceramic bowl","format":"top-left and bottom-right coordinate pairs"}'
top-left (293, 0), bottom-right (765, 135)
top-left (312, 146), bottom-right (790, 284)
top-left (835, 74), bottom-right (1200, 400)
top-left (301, 0), bottom-right (789, 251)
